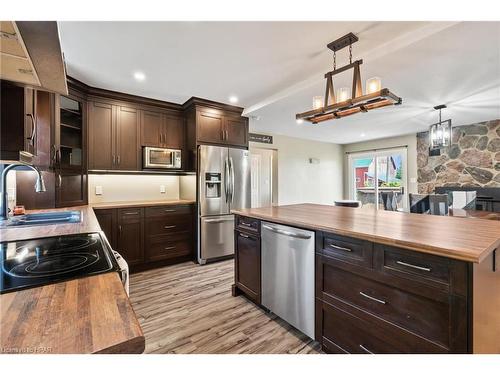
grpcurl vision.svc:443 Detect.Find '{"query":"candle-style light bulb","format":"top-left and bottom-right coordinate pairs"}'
top-left (337, 87), bottom-right (350, 102)
top-left (312, 96), bottom-right (323, 110)
top-left (366, 77), bottom-right (381, 94)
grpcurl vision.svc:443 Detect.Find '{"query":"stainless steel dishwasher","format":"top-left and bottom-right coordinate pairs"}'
top-left (261, 221), bottom-right (315, 339)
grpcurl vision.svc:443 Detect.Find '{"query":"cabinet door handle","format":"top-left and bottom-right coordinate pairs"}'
top-left (26, 114), bottom-right (36, 143)
top-left (359, 291), bottom-right (386, 305)
top-left (396, 260), bottom-right (431, 272)
top-left (164, 225), bottom-right (176, 229)
top-left (118, 225), bottom-right (122, 236)
top-left (359, 344), bottom-right (374, 354)
top-left (164, 246), bottom-right (176, 250)
top-left (117, 155), bottom-right (120, 164)
top-left (112, 155), bottom-right (116, 165)
top-left (329, 243), bottom-right (352, 252)
top-left (225, 130), bottom-right (228, 140)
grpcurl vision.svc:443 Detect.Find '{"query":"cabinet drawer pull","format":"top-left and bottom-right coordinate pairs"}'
top-left (123, 212), bottom-right (139, 215)
top-left (359, 344), bottom-right (374, 354)
top-left (396, 260), bottom-right (431, 272)
top-left (359, 291), bottom-right (386, 305)
top-left (240, 221), bottom-right (252, 227)
top-left (164, 209), bottom-right (176, 212)
top-left (164, 246), bottom-right (176, 250)
top-left (164, 225), bottom-right (177, 229)
top-left (329, 243), bottom-right (352, 252)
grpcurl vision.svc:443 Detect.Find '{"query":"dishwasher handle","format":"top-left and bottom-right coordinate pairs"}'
top-left (262, 224), bottom-right (312, 240)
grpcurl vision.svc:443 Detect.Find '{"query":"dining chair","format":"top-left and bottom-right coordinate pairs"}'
top-left (429, 194), bottom-right (449, 216)
top-left (450, 191), bottom-right (477, 210)
top-left (381, 192), bottom-right (398, 211)
top-left (409, 193), bottom-right (429, 214)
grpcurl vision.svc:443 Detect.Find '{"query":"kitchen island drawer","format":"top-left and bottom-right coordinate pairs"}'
top-left (319, 232), bottom-right (373, 268)
top-left (321, 264), bottom-right (451, 347)
top-left (318, 299), bottom-right (448, 354)
top-left (374, 244), bottom-right (456, 291)
top-left (145, 235), bottom-right (192, 262)
top-left (145, 215), bottom-right (192, 236)
top-left (236, 215), bottom-right (260, 234)
top-left (145, 205), bottom-right (193, 218)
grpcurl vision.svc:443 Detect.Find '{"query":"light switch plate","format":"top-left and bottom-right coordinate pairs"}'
top-left (95, 186), bottom-right (103, 195)
top-left (160, 185), bottom-right (166, 194)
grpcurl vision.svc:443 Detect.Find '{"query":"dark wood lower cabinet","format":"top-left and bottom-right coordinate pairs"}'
top-left (233, 215), bottom-right (473, 354)
top-left (234, 230), bottom-right (261, 304)
top-left (94, 204), bottom-right (194, 272)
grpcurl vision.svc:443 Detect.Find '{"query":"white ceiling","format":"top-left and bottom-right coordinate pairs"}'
top-left (58, 21), bottom-right (500, 144)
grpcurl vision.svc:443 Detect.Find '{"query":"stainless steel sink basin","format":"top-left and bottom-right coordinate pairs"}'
top-left (0, 211), bottom-right (81, 228)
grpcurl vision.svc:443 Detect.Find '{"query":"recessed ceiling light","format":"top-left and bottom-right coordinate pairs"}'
top-left (229, 96), bottom-right (238, 104)
top-left (296, 119), bottom-right (304, 124)
top-left (133, 71), bottom-right (146, 82)
top-left (360, 133), bottom-right (366, 137)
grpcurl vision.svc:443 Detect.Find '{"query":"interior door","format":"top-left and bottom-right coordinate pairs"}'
top-left (198, 145), bottom-right (229, 216)
top-left (229, 148), bottom-right (251, 211)
top-left (115, 106), bottom-right (139, 170)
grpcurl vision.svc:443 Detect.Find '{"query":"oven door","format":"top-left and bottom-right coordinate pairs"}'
top-left (143, 147), bottom-right (178, 169)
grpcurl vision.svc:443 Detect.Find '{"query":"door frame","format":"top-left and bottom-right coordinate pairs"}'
top-left (347, 146), bottom-right (408, 210)
top-left (249, 147), bottom-right (278, 207)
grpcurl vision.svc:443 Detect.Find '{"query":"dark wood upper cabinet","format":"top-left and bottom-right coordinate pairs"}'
top-left (224, 116), bottom-right (248, 147)
top-left (115, 106), bottom-right (140, 170)
top-left (164, 115), bottom-right (184, 149)
top-left (0, 82), bottom-right (40, 160)
top-left (88, 100), bottom-right (114, 170)
top-left (140, 110), bottom-right (184, 150)
top-left (140, 109), bottom-right (163, 147)
top-left (197, 111), bottom-right (224, 144)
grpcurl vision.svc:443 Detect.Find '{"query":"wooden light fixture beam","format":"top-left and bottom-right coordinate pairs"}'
top-left (296, 32), bottom-right (402, 124)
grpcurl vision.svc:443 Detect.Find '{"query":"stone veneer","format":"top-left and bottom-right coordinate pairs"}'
top-left (417, 119), bottom-right (500, 194)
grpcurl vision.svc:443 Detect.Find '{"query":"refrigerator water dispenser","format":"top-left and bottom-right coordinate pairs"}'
top-left (205, 173), bottom-right (221, 198)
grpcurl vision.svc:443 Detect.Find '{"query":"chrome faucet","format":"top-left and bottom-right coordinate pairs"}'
top-left (1, 160), bottom-right (46, 221)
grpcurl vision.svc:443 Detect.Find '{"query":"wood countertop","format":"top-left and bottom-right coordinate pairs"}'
top-left (0, 273), bottom-right (144, 354)
top-left (91, 199), bottom-right (195, 210)
top-left (232, 204), bottom-right (500, 263)
top-left (0, 203), bottom-right (149, 354)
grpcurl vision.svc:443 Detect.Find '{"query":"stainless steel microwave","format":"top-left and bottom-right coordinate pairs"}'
top-left (143, 147), bottom-right (182, 169)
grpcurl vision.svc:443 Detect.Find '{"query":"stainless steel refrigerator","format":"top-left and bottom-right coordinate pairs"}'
top-left (198, 145), bottom-right (250, 264)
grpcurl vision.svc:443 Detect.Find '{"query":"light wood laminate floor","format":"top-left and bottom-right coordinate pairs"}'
top-left (129, 260), bottom-right (321, 354)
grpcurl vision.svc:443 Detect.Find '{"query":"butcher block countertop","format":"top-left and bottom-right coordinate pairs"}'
top-left (232, 203), bottom-right (500, 263)
top-left (0, 202), bottom-right (168, 354)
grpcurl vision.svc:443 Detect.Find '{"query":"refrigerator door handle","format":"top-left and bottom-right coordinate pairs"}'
top-left (229, 156), bottom-right (235, 204)
top-left (224, 157), bottom-right (230, 204)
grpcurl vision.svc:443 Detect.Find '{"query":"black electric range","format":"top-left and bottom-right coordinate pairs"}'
top-left (0, 232), bottom-right (119, 294)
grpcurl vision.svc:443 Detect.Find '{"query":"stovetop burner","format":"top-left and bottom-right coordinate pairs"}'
top-left (0, 233), bottom-right (118, 294)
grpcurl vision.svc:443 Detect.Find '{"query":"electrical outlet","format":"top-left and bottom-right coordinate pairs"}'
top-left (160, 185), bottom-right (166, 194)
top-left (95, 186), bottom-right (103, 195)
top-left (410, 178), bottom-right (417, 183)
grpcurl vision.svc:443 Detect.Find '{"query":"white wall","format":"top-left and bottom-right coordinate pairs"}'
top-left (250, 134), bottom-right (344, 205)
top-left (342, 133), bottom-right (418, 198)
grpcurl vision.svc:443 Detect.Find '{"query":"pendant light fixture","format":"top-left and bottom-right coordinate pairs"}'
top-left (429, 104), bottom-right (452, 149)
top-left (296, 33), bottom-right (402, 124)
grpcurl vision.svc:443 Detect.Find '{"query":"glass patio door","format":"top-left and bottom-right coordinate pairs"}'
top-left (348, 147), bottom-right (407, 210)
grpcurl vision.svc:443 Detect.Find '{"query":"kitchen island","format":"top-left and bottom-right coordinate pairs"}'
top-left (232, 204), bottom-right (500, 354)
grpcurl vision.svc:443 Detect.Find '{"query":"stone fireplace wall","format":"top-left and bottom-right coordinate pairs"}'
top-left (417, 119), bottom-right (500, 194)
